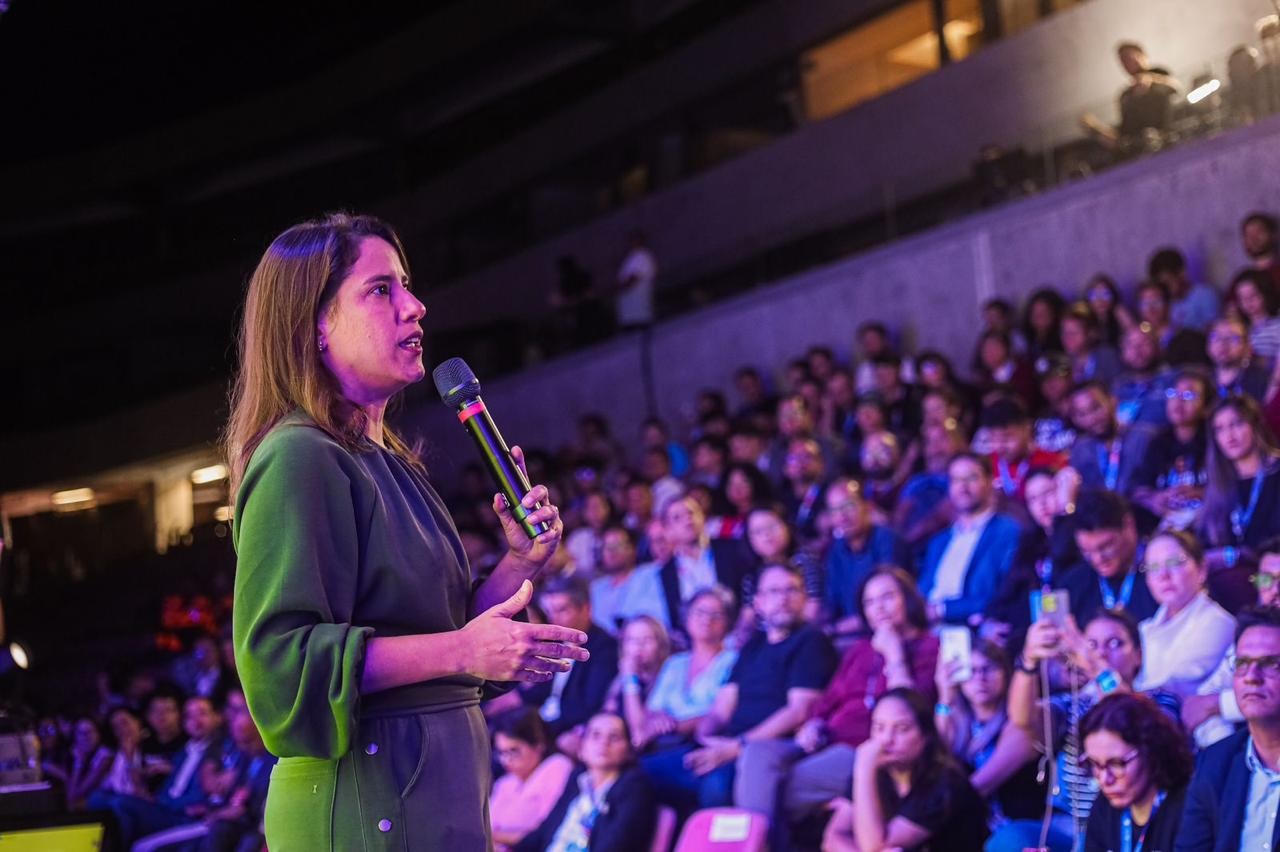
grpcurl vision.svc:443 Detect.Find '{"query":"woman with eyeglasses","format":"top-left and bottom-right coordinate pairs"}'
top-left (489, 708), bottom-right (575, 851)
top-left (934, 639), bottom-right (1045, 831)
top-left (1008, 608), bottom-right (1181, 849)
top-left (1199, 394), bottom-right (1280, 611)
top-left (1132, 530), bottom-right (1235, 696)
top-left (1132, 369), bottom-right (1210, 527)
top-left (633, 586), bottom-right (738, 753)
top-left (822, 688), bottom-right (990, 852)
top-left (1080, 692), bottom-right (1193, 852)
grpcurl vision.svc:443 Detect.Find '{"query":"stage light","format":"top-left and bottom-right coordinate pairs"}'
top-left (51, 488), bottom-right (95, 507)
top-left (0, 641), bottom-right (30, 674)
top-left (190, 464), bottom-right (228, 485)
top-left (1187, 79), bottom-right (1221, 104)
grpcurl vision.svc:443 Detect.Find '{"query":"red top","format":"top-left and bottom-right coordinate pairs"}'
top-left (809, 632), bottom-right (939, 747)
top-left (989, 448), bottom-right (1066, 498)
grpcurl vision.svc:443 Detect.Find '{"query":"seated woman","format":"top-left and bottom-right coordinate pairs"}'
top-left (63, 716), bottom-right (112, 810)
top-left (735, 567), bottom-right (937, 840)
top-left (1081, 692), bottom-right (1193, 852)
top-left (602, 616), bottom-right (671, 746)
top-left (934, 639), bottom-right (1044, 833)
top-left (823, 688), bottom-right (990, 852)
top-left (1199, 394), bottom-right (1280, 611)
top-left (515, 712), bottom-right (656, 852)
top-left (635, 586), bottom-right (737, 752)
top-left (1133, 529), bottom-right (1235, 696)
top-left (490, 708), bottom-right (576, 851)
top-left (743, 505), bottom-right (823, 628)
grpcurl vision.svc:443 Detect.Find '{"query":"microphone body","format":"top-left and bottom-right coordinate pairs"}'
top-left (434, 358), bottom-right (550, 539)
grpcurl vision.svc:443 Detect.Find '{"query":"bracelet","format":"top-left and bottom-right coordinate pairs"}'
top-left (622, 674), bottom-right (643, 695)
top-left (935, 702), bottom-right (953, 717)
top-left (1016, 655), bottom-right (1040, 674)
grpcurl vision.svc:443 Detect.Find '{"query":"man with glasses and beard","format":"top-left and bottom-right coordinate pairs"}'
top-left (1177, 605), bottom-right (1280, 851)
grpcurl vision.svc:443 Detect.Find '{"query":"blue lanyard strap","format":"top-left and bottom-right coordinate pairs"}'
top-left (1232, 471), bottom-right (1267, 542)
top-left (997, 457), bottom-right (1026, 496)
top-left (1120, 790), bottom-right (1166, 852)
top-left (1100, 570), bottom-right (1135, 611)
top-left (1098, 439), bottom-right (1122, 491)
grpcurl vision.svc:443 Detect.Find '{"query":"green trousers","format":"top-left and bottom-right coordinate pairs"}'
top-left (264, 705), bottom-right (493, 851)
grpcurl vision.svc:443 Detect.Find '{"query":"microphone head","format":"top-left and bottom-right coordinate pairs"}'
top-left (433, 357), bottom-right (482, 408)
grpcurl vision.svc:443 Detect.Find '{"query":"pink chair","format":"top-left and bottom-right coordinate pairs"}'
top-left (650, 805), bottom-right (678, 852)
top-left (673, 807), bottom-right (769, 852)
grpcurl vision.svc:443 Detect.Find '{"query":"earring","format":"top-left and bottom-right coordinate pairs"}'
top-left (318, 340), bottom-right (327, 353)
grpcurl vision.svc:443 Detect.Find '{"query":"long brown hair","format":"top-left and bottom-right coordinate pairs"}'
top-left (222, 212), bottom-right (422, 497)
top-left (1200, 394), bottom-right (1280, 546)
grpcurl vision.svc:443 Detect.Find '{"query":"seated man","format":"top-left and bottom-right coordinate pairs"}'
top-left (1057, 489), bottom-right (1159, 625)
top-left (1131, 368), bottom-right (1211, 528)
top-left (639, 565), bottom-right (836, 816)
top-left (919, 452), bottom-right (1022, 626)
top-left (91, 695), bottom-right (225, 848)
top-left (1208, 315), bottom-right (1272, 402)
top-left (518, 575), bottom-right (619, 745)
top-left (982, 396), bottom-right (1065, 501)
top-left (1111, 322), bottom-right (1174, 427)
top-left (821, 478), bottom-right (910, 638)
top-left (1177, 606), bottom-right (1280, 851)
top-left (1067, 380), bottom-right (1156, 496)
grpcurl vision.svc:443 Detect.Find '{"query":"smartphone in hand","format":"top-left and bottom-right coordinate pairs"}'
top-left (939, 625), bottom-right (973, 683)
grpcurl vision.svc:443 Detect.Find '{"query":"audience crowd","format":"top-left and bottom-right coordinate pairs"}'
top-left (20, 209), bottom-right (1280, 850)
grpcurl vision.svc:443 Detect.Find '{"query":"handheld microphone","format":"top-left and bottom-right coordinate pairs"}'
top-left (433, 357), bottom-right (550, 539)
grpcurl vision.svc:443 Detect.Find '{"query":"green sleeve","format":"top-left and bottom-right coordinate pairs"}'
top-left (232, 425), bottom-right (373, 760)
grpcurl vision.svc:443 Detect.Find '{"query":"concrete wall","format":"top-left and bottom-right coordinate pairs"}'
top-left (422, 0), bottom-right (1267, 333)
top-left (403, 112), bottom-right (1280, 484)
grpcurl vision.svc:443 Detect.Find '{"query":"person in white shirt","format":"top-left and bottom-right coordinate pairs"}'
top-left (615, 231), bottom-right (656, 330)
top-left (1183, 536), bottom-right (1280, 746)
top-left (1132, 529), bottom-right (1235, 696)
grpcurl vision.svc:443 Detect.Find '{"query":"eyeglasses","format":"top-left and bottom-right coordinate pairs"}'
top-left (756, 586), bottom-right (804, 599)
top-left (1081, 749), bottom-right (1140, 779)
top-left (1209, 333), bottom-right (1244, 345)
top-left (1086, 636), bottom-right (1129, 652)
top-left (1140, 555), bottom-right (1191, 576)
top-left (1079, 541), bottom-right (1124, 562)
top-left (1230, 654), bottom-right (1280, 677)
top-left (1251, 573), bottom-right (1280, 590)
top-left (1164, 388), bottom-right (1200, 401)
top-left (687, 607), bottom-right (727, 620)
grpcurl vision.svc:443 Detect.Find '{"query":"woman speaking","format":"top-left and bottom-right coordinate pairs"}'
top-left (225, 213), bottom-right (587, 850)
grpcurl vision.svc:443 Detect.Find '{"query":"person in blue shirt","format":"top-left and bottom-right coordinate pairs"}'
top-left (1149, 246), bottom-right (1220, 332)
top-left (821, 479), bottom-right (910, 638)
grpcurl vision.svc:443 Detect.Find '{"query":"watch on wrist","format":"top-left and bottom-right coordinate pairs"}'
top-left (1016, 655), bottom-right (1040, 674)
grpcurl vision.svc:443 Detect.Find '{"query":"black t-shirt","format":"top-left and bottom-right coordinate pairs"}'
top-left (886, 762), bottom-right (991, 852)
top-left (1085, 785), bottom-right (1186, 852)
top-left (726, 624), bottom-right (836, 736)
top-left (1057, 561), bottom-right (1159, 626)
top-left (1235, 466), bottom-right (1280, 549)
top-left (1132, 426), bottom-right (1208, 492)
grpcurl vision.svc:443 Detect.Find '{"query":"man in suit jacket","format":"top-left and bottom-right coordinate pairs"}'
top-left (1177, 607), bottom-right (1280, 851)
top-left (655, 494), bottom-right (755, 645)
top-left (521, 575), bottom-right (619, 738)
top-left (919, 451), bottom-right (1022, 625)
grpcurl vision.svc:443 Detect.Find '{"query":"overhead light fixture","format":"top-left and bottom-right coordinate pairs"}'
top-left (191, 464), bottom-right (229, 485)
top-left (1187, 79), bottom-right (1221, 104)
top-left (51, 488), bottom-right (95, 506)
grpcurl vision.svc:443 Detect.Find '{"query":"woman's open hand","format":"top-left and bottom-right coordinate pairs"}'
top-left (458, 580), bottom-right (588, 682)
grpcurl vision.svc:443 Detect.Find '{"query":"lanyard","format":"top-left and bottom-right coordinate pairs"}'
top-left (1120, 790), bottom-right (1166, 852)
top-left (1232, 471), bottom-right (1267, 542)
top-left (1100, 570), bottom-right (1135, 611)
top-left (797, 484), bottom-right (821, 526)
top-left (1098, 439), bottom-right (1122, 491)
top-left (1036, 557), bottom-right (1054, 590)
top-left (997, 457), bottom-right (1027, 496)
